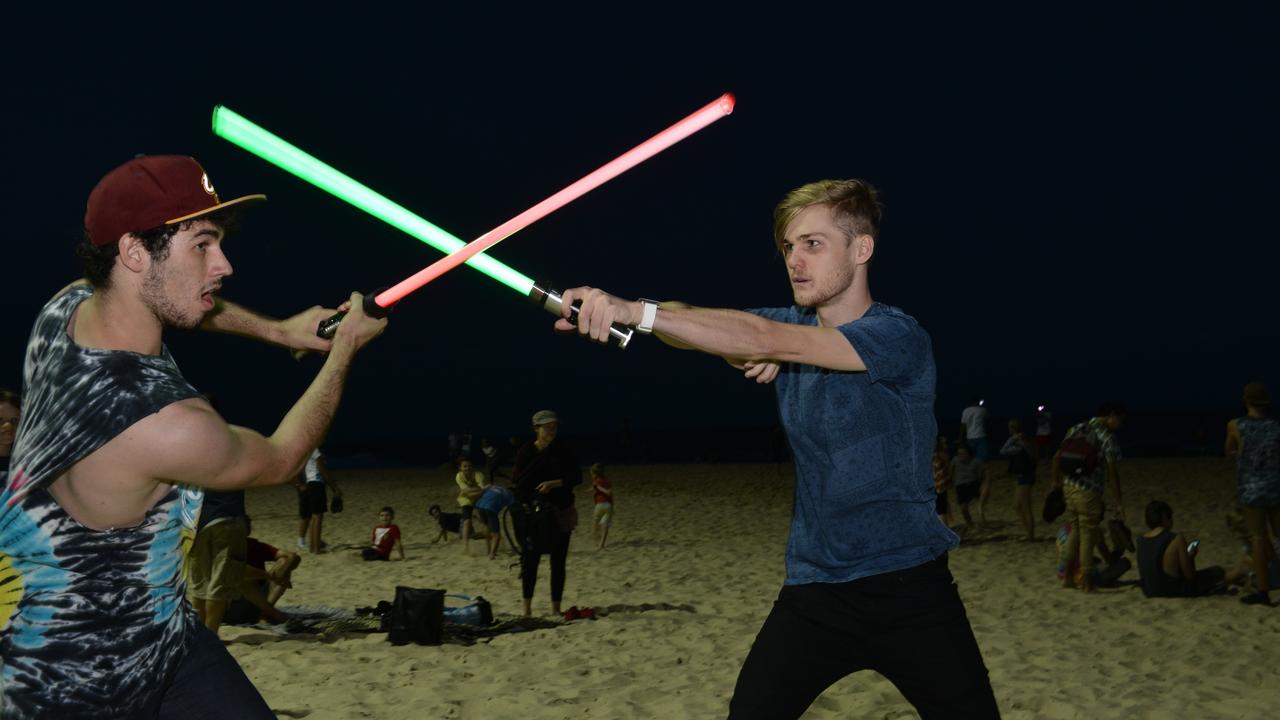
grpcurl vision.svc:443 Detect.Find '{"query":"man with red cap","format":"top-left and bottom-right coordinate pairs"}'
top-left (0, 155), bottom-right (387, 718)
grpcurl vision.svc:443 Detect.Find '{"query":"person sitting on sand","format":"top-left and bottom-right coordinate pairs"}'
top-left (949, 444), bottom-right (985, 530)
top-left (224, 517), bottom-right (301, 625)
top-left (362, 507), bottom-right (405, 561)
top-left (1135, 500), bottom-right (1225, 597)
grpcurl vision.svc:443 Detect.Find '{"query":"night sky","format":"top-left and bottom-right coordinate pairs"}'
top-left (4, 6), bottom-right (1277, 452)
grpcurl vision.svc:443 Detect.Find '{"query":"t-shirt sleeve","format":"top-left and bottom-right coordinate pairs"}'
top-left (837, 313), bottom-right (928, 384)
top-left (744, 306), bottom-right (797, 323)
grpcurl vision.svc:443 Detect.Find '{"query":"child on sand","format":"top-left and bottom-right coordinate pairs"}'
top-left (362, 506), bottom-right (405, 561)
top-left (590, 463), bottom-right (613, 549)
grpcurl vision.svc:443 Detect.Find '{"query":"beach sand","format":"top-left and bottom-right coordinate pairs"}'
top-left (224, 458), bottom-right (1280, 719)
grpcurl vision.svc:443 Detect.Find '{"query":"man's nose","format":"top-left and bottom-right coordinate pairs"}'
top-left (212, 248), bottom-right (234, 280)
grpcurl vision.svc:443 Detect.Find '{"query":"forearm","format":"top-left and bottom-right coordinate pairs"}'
top-left (259, 344), bottom-right (356, 485)
top-left (201, 298), bottom-right (286, 346)
top-left (652, 304), bottom-right (787, 362)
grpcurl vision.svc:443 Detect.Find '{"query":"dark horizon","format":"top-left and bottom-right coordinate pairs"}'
top-left (4, 7), bottom-right (1277, 450)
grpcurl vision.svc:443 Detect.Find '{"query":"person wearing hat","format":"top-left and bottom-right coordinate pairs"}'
top-left (552, 180), bottom-right (999, 718)
top-left (511, 409), bottom-right (582, 617)
top-left (0, 155), bottom-right (387, 717)
top-left (1225, 381), bottom-right (1280, 606)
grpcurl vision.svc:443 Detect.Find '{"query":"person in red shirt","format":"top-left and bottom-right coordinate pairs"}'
top-left (590, 463), bottom-right (614, 550)
top-left (224, 529), bottom-right (301, 625)
top-left (362, 506), bottom-right (405, 561)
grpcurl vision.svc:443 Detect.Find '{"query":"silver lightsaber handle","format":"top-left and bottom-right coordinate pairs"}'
top-left (529, 281), bottom-right (634, 349)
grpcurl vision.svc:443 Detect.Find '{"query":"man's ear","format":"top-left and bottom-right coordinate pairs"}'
top-left (117, 234), bottom-right (151, 274)
top-left (855, 234), bottom-right (875, 265)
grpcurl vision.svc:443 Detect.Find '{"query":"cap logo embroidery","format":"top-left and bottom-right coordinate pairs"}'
top-left (201, 173), bottom-right (216, 196)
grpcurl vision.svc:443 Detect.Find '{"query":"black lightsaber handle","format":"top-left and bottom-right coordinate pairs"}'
top-left (316, 290), bottom-right (392, 339)
top-left (529, 280), bottom-right (634, 349)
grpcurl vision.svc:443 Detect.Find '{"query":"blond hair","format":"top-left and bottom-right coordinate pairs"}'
top-left (773, 179), bottom-right (881, 251)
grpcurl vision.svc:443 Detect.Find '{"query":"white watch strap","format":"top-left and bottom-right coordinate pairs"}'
top-left (636, 299), bottom-right (659, 334)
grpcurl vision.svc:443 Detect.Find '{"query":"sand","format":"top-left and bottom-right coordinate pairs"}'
top-left (223, 458), bottom-right (1280, 719)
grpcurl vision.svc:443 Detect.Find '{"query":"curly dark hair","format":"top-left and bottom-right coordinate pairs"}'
top-left (76, 207), bottom-right (241, 289)
top-left (0, 388), bottom-right (18, 410)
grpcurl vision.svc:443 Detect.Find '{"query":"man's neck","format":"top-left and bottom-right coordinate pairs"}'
top-left (74, 287), bottom-right (163, 356)
top-left (1247, 406), bottom-right (1266, 418)
top-left (815, 284), bottom-right (873, 328)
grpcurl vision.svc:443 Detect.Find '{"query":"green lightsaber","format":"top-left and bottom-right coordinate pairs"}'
top-left (211, 105), bottom-right (534, 295)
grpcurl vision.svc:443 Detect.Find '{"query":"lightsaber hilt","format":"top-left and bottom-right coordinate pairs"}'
top-left (316, 290), bottom-right (393, 339)
top-left (530, 281), bottom-right (634, 349)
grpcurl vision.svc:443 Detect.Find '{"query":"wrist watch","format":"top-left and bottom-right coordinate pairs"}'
top-left (636, 299), bottom-right (660, 334)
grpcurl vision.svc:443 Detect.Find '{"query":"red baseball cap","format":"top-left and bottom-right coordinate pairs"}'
top-left (84, 155), bottom-right (266, 247)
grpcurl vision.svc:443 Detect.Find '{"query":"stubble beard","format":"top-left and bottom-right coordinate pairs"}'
top-left (141, 264), bottom-right (203, 330)
top-left (793, 263), bottom-right (856, 308)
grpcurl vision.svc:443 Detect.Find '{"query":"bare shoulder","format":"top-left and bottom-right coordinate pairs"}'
top-left (132, 398), bottom-right (237, 481)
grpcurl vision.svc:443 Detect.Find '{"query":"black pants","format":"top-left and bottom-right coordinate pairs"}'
top-left (727, 555), bottom-right (999, 720)
top-left (155, 623), bottom-right (274, 718)
top-left (521, 530), bottom-right (571, 602)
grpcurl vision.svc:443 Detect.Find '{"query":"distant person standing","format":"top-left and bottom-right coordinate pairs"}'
top-left (512, 410), bottom-right (582, 617)
top-left (455, 458), bottom-right (490, 555)
top-left (590, 463), bottom-right (614, 550)
top-left (950, 445), bottom-right (986, 530)
top-left (1052, 402), bottom-right (1126, 592)
top-left (187, 490), bottom-right (247, 635)
top-left (1034, 405), bottom-right (1052, 462)
top-left (933, 436), bottom-right (954, 526)
top-left (1000, 419), bottom-right (1038, 540)
top-left (960, 396), bottom-right (988, 460)
top-left (296, 448), bottom-right (340, 553)
top-left (1225, 382), bottom-right (1280, 606)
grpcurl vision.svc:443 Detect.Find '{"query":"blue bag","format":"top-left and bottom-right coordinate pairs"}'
top-left (442, 594), bottom-right (493, 626)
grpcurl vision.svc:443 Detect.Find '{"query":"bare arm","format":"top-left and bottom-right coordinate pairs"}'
top-left (148, 293), bottom-right (385, 490)
top-left (201, 297), bottom-right (341, 353)
top-left (1174, 533), bottom-right (1196, 579)
top-left (556, 289), bottom-right (866, 371)
top-left (1225, 419), bottom-right (1240, 459)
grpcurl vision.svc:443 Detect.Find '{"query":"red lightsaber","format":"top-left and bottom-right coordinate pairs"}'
top-left (318, 93), bottom-right (736, 344)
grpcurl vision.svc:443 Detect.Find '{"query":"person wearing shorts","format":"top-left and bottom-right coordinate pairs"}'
top-left (1225, 382), bottom-right (1280, 606)
top-left (187, 489), bottom-right (248, 635)
top-left (950, 445), bottom-right (985, 530)
top-left (296, 448), bottom-right (337, 553)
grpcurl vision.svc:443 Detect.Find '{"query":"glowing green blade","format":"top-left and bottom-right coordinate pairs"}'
top-left (211, 105), bottom-right (534, 295)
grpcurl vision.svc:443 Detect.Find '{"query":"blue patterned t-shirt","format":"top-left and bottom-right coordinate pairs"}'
top-left (746, 303), bottom-right (958, 584)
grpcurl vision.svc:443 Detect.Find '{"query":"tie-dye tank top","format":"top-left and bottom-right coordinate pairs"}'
top-left (1236, 415), bottom-right (1280, 507)
top-left (0, 285), bottom-right (204, 718)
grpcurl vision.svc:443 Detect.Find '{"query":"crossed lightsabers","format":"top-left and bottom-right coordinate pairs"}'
top-left (212, 94), bottom-right (735, 349)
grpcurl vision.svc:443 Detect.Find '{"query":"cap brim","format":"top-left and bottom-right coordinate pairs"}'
top-left (165, 193), bottom-right (267, 226)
